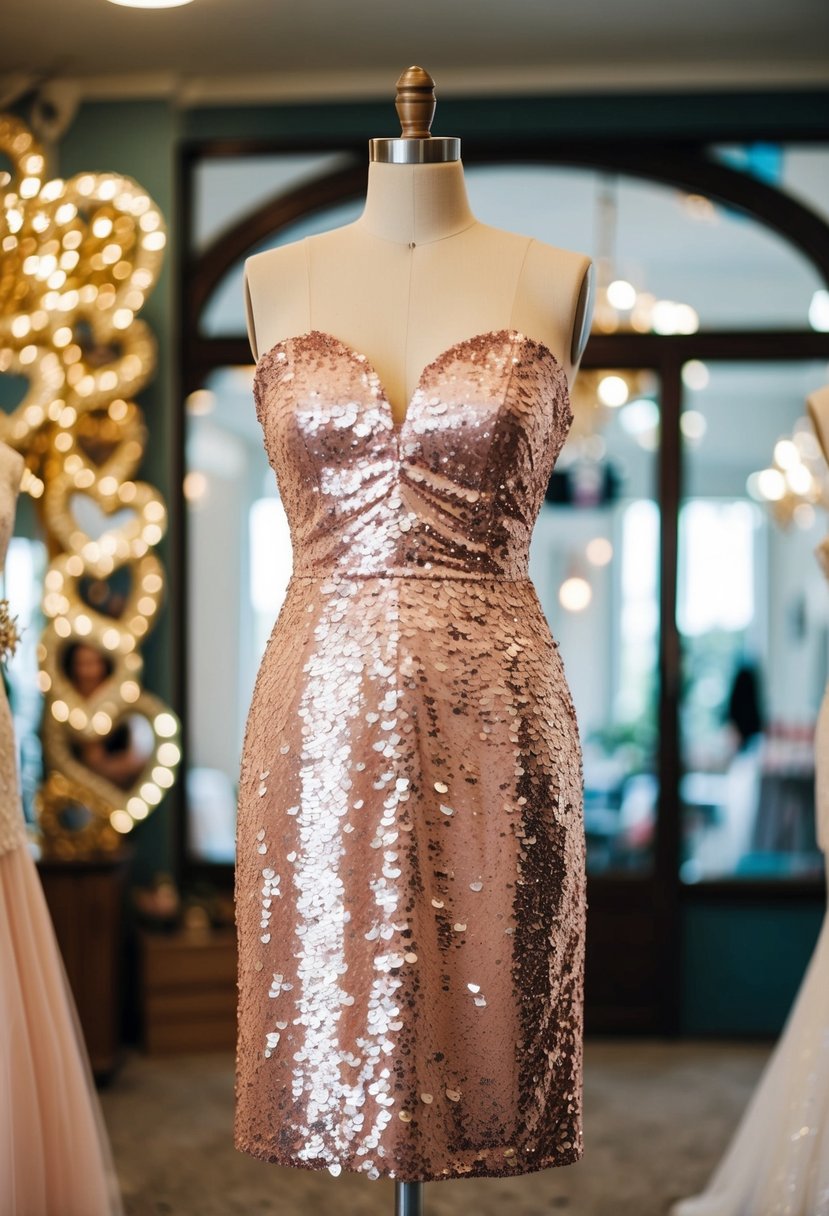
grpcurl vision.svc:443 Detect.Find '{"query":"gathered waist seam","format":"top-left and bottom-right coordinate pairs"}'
top-left (290, 571), bottom-right (532, 583)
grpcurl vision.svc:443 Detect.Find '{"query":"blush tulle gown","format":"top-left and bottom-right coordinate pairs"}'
top-left (0, 442), bottom-right (123, 1215)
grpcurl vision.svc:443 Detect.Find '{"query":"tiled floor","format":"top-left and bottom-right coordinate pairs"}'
top-left (101, 1039), bottom-right (770, 1216)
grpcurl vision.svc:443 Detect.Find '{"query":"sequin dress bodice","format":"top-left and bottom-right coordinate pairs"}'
top-left (252, 329), bottom-right (573, 581)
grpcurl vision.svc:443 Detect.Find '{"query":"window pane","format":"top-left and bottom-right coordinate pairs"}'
top-left (679, 359), bottom-right (829, 881)
top-left (531, 369), bottom-right (661, 874)
top-left (185, 364), bottom-right (280, 862)
top-left (196, 154), bottom-right (828, 337)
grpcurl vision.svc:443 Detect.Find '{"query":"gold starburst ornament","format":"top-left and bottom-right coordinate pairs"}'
top-left (0, 598), bottom-right (21, 665)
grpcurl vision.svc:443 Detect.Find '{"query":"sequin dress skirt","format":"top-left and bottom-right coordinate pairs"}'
top-left (234, 329), bottom-right (586, 1183)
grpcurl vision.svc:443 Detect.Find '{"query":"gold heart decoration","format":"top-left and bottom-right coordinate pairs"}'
top-left (63, 400), bottom-right (148, 484)
top-left (41, 691), bottom-right (182, 845)
top-left (0, 344), bottom-right (67, 449)
top-left (40, 552), bottom-right (164, 739)
top-left (36, 771), bottom-right (123, 858)
top-left (45, 475), bottom-right (167, 578)
top-left (2, 113), bottom-right (177, 858)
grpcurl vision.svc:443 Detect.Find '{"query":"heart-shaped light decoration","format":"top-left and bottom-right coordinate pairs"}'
top-left (40, 552), bottom-right (164, 739)
top-left (41, 691), bottom-right (182, 844)
top-left (45, 475), bottom-right (167, 578)
top-left (2, 114), bottom-right (179, 857)
top-left (36, 771), bottom-right (123, 858)
top-left (64, 399), bottom-right (148, 484)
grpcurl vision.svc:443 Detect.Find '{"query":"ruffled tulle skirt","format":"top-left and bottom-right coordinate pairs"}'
top-left (672, 861), bottom-right (829, 1216)
top-left (0, 842), bottom-right (123, 1216)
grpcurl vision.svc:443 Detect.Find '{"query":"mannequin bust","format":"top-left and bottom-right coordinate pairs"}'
top-left (244, 69), bottom-right (594, 421)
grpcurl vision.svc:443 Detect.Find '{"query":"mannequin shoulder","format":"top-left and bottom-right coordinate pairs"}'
top-left (520, 237), bottom-right (594, 303)
top-left (244, 241), bottom-right (308, 303)
top-left (517, 237), bottom-right (595, 368)
top-left (244, 241), bottom-right (310, 362)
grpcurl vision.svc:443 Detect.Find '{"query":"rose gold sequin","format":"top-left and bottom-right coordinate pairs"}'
top-left (235, 329), bottom-right (585, 1183)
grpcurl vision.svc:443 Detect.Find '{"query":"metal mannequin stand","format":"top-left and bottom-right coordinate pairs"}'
top-left (395, 1181), bottom-right (424, 1215)
top-left (369, 66), bottom-right (455, 1216)
top-left (377, 68), bottom-right (448, 1216)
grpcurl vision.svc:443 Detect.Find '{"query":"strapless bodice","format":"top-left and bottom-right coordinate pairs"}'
top-left (252, 328), bottom-right (573, 581)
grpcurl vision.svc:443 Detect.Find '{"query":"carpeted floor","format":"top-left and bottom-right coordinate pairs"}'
top-left (101, 1039), bottom-right (770, 1216)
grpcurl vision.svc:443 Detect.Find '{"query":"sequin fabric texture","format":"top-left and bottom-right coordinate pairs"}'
top-left (235, 327), bottom-right (586, 1183)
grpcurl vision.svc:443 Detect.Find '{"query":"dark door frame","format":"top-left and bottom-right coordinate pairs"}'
top-left (175, 128), bottom-right (829, 1034)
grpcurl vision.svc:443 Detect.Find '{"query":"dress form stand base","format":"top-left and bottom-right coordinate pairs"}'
top-left (395, 1181), bottom-right (424, 1215)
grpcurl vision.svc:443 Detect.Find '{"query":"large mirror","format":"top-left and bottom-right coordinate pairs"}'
top-left (181, 143), bottom-right (829, 1032)
top-left (184, 152), bottom-right (829, 869)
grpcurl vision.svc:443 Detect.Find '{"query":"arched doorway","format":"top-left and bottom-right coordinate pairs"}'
top-left (178, 135), bottom-right (829, 1032)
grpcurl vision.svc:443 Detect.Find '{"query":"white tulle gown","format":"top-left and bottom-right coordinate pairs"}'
top-left (672, 539), bottom-right (829, 1216)
top-left (0, 443), bottom-right (123, 1216)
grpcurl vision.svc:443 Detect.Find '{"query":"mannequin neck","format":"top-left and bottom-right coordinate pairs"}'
top-left (356, 159), bottom-right (477, 246)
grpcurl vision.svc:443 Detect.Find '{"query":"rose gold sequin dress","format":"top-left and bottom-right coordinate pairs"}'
top-left (235, 327), bottom-right (585, 1183)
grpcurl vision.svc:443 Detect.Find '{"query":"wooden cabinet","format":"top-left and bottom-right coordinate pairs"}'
top-left (37, 855), bottom-right (130, 1080)
top-left (139, 927), bottom-right (237, 1053)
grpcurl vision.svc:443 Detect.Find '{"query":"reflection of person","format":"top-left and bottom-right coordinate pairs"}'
top-left (65, 643), bottom-right (151, 789)
top-left (65, 641), bottom-right (110, 697)
top-left (692, 662), bottom-right (765, 877)
top-left (83, 576), bottom-right (127, 619)
top-left (725, 662), bottom-right (764, 751)
top-left (73, 720), bottom-right (150, 790)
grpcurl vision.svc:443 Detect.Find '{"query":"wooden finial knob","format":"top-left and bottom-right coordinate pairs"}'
top-left (395, 66), bottom-right (435, 139)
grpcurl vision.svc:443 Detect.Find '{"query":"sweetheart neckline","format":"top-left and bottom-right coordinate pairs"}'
top-left (253, 327), bottom-right (570, 443)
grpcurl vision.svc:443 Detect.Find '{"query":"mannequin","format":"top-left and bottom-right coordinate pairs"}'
top-left (238, 68), bottom-right (594, 1213)
top-left (244, 70), bottom-right (594, 420)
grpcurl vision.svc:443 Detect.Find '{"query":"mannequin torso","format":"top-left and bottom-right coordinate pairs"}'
top-left (245, 161), bottom-right (594, 424)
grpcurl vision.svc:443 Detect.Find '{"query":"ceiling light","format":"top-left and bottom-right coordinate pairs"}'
top-left (756, 468), bottom-right (786, 501)
top-left (809, 289), bottom-right (829, 332)
top-left (607, 279), bottom-right (637, 310)
top-left (597, 374), bottom-right (629, 408)
top-left (559, 576), bottom-right (592, 613)
top-left (680, 410), bottom-right (707, 442)
top-left (773, 439), bottom-right (800, 470)
top-left (107, 0), bottom-right (194, 7)
top-left (586, 537), bottom-right (613, 567)
top-left (681, 359), bottom-right (710, 391)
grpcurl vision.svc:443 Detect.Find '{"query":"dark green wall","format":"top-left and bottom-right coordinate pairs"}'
top-left (682, 898), bottom-right (825, 1035)
top-left (57, 101), bottom-right (181, 881)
